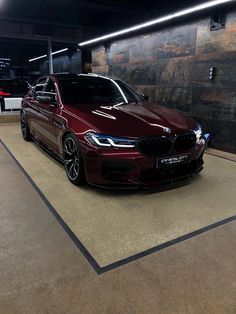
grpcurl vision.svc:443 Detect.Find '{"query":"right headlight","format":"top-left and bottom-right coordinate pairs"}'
top-left (85, 132), bottom-right (136, 148)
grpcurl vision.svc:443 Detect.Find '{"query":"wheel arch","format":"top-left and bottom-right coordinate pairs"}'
top-left (60, 129), bottom-right (83, 155)
top-left (62, 130), bottom-right (73, 145)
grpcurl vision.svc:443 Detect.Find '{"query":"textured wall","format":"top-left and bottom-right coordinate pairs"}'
top-left (92, 12), bottom-right (236, 153)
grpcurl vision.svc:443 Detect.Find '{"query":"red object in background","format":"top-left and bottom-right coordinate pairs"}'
top-left (21, 73), bottom-right (206, 188)
top-left (0, 90), bottom-right (11, 96)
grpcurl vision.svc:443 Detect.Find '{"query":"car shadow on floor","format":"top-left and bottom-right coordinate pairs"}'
top-left (90, 175), bottom-right (202, 197)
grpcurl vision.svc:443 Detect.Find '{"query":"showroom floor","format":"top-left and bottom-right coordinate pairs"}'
top-left (0, 123), bottom-right (236, 314)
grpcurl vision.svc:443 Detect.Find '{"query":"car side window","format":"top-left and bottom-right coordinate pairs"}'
top-left (44, 78), bottom-right (56, 96)
top-left (44, 78), bottom-right (58, 104)
top-left (34, 78), bottom-right (47, 95)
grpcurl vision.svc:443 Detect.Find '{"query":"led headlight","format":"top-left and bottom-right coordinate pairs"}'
top-left (85, 132), bottom-right (136, 148)
top-left (194, 123), bottom-right (204, 144)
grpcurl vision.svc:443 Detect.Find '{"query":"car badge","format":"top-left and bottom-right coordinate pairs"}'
top-left (163, 127), bottom-right (172, 134)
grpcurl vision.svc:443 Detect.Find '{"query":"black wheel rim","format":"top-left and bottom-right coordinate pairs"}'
top-left (21, 112), bottom-right (27, 138)
top-left (64, 137), bottom-right (80, 180)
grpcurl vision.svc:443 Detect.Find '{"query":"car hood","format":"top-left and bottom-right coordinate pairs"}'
top-left (64, 101), bottom-right (197, 138)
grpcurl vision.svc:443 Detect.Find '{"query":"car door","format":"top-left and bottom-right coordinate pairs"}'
top-left (26, 77), bottom-right (47, 138)
top-left (34, 77), bottom-right (59, 151)
top-left (44, 78), bottom-right (65, 155)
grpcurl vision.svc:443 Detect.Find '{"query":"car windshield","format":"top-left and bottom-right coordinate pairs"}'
top-left (59, 76), bottom-right (141, 105)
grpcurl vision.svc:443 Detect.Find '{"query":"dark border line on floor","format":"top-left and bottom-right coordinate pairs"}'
top-left (0, 139), bottom-right (102, 275)
top-left (99, 215), bottom-right (235, 273)
top-left (206, 151), bottom-right (236, 163)
top-left (1, 138), bottom-right (235, 275)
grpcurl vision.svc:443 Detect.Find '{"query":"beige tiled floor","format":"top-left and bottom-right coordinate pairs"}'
top-left (0, 140), bottom-right (235, 314)
top-left (0, 124), bottom-right (235, 267)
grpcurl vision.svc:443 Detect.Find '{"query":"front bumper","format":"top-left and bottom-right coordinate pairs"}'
top-left (81, 141), bottom-right (206, 188)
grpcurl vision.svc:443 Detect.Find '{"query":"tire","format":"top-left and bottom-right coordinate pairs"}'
top-left (20, 110), bottom-right (31, 142)
top-left (63, 133), bottom-right (86, 186)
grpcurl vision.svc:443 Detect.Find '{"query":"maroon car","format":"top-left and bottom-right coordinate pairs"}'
top-left (20, 73), bottom-right (206, 188)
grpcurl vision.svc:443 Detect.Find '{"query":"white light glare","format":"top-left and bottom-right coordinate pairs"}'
top-left (29, 54), bottom-right (47, 62)
top-left (29, 48), bottom-right (69, 62)
top-left (78, 0), bottom-right (234, 46)
top-left (52, 48), bottom-right (69, 55)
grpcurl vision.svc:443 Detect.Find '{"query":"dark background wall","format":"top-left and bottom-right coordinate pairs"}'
top-left (32, 51), bottom-right (82, 78)
top-left (92, 11), bottom-right (236, 153)
top-left (0, 39), bottom-right (82, 83)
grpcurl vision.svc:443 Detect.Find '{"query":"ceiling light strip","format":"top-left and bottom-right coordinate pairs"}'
top-left (29, 48), bottom-right (69, 62)
top-left (78, 0), bottom-right (234, 46)
top-left (52, 48), bottom-right (69, 55)
top-left (29, 54), bottom-right (47, 62)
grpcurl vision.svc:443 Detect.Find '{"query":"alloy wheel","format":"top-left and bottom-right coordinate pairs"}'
top-left (64, 137), bottom-right (80, 180)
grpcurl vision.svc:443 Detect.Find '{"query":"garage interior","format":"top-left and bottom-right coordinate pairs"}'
top-left (0, 1), bottom-right (236, 313)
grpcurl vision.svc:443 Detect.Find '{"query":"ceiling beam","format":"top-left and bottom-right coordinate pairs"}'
top-left (50, 0), bottom-right (145, 13)
top-left (0, 16), bottom-right (96, 31)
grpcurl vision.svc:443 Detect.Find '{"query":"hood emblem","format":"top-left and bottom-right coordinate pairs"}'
top-left (163, 127), bottom-right (172, 134)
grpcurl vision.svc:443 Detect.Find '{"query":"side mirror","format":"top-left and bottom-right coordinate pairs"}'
top-left (140, 93), bottom-right (149, 101)
top-left (26, 82), bottom-right (32, 90)
top-left (36, 95), bottom-right (55, 105)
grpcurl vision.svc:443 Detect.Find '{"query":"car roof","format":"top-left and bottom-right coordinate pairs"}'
top-left (52, 72), bottom-right (117, 81)
top-left (52, 72), bottom-right (79, 80)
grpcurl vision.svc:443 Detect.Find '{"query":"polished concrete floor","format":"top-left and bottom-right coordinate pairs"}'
top-left (0, 123), bottom-right (236, 313)
top-left (0, 113), bottom-right (19, 123)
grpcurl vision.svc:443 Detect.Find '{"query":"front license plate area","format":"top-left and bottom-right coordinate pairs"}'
top-left (157, 155), bottom-right (190, 168)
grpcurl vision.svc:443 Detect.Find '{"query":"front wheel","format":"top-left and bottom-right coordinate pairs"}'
top-left (20, 110), bottom-right (31, 141)
top-left (63, 133), bottom-right (86, 186)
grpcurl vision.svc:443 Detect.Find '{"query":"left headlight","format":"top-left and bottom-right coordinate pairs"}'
top-left (85, 132), bottom-right (136, 148)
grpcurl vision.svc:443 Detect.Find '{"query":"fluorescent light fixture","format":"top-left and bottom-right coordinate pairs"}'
top-left (29, 54), bottom-right (47, 62)
top-left (78, 0), bottom-right (234, 46)
top-left (0, 58), bottom-right (11, 61)
top-left (29, 48), bottom-right (69, 62)
top-left (52, 48), bottom-right (69, 55)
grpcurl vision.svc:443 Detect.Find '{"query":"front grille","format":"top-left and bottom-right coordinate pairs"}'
top-left (137, 133), bottom-right (196, 157)
top-left (174, 133), bottom-right (196, 152)
top-left (137, 136), bottom-right (172, 156)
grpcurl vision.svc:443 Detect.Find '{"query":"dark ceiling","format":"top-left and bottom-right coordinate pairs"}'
top-left (1, 0), bottom-right (207, 31)
top-left (0, 0), bottom-right (234, 73)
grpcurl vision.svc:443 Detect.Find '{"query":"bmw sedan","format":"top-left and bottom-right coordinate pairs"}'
top-left (21, 73), bottom-right (206, 188)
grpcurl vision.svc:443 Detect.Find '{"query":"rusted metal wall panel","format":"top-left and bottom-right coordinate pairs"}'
top-left (193, 52), bottom-right (236, 88)
top-left (110, 62), bottom-right (157, 85)
top-left (92, 11), bottom-right (236, 153)
top-left (92, 46), bottom-right (108, 67)
top-left (196, 13), bottom-right (236, 54)
top-left (192, 88), bottom-right (236, 122)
